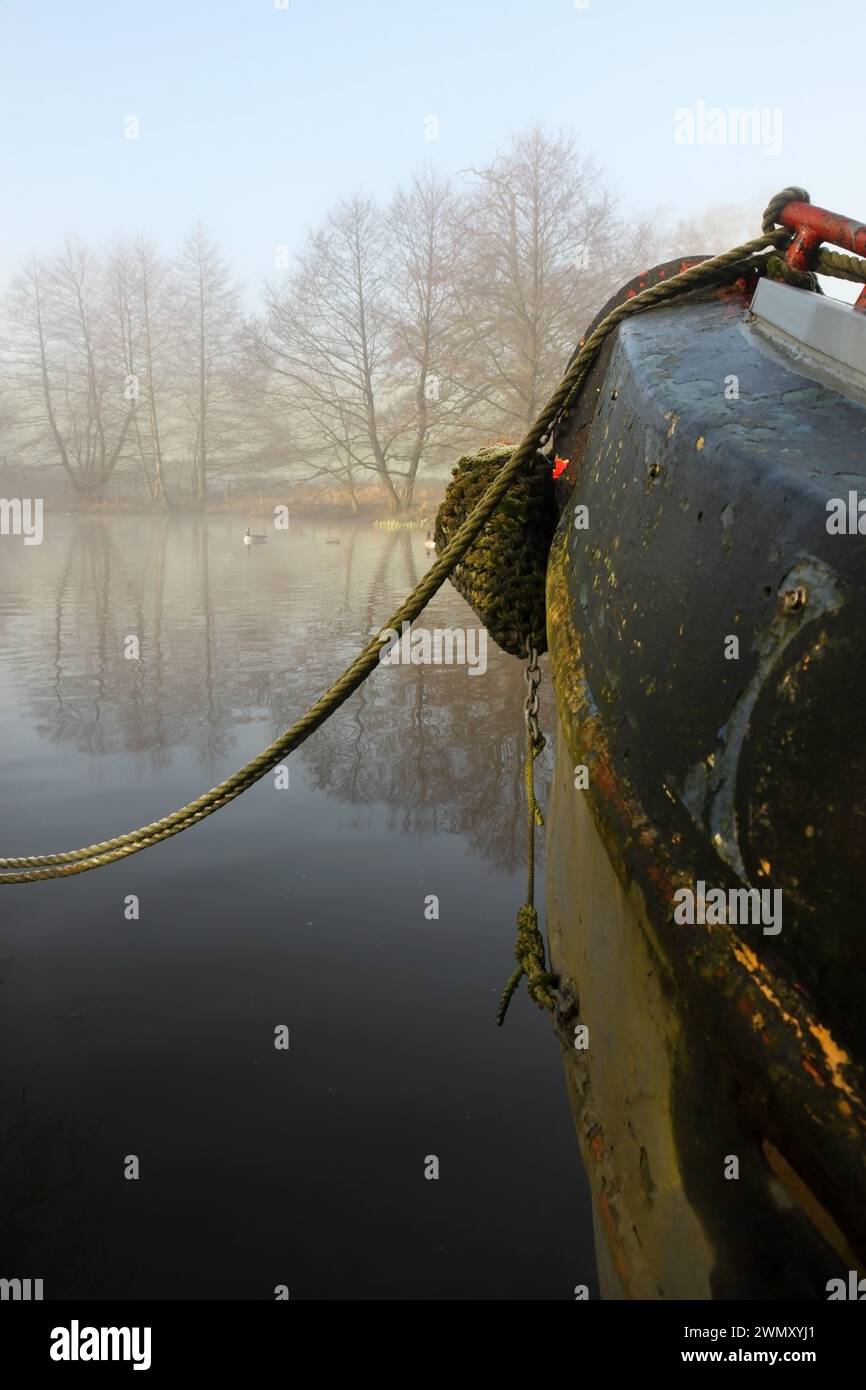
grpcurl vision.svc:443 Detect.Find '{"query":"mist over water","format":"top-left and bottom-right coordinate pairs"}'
top-left (0, 515), bottom-right (596, 1299)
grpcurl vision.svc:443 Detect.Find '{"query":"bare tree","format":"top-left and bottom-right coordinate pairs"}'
top-left (3, 245), bottom-right (133, 498)
top-left (256, 194), bottom-right (409, 511)
top-left (131, 240), bottom-right (172, 507)
top-left (454, 127), bottom-right (652, 436)
top-left (174, 223), bottom-right (244, 505)
top-left (3, 257), bottom-right (76, 491)
top-left (256, 181), bottom-right (473, 513)
top-left (54, 241), bottom-right (135, 497)
top-left (384, 169), bottom-right (470, 508)
top-left (0, 378), bottom-right (16, 472)
top-left (107, 240), bottom-right (174, 508)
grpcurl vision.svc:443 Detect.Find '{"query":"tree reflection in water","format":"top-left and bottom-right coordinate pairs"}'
top-left (0, 515), bottom-right (553, 876)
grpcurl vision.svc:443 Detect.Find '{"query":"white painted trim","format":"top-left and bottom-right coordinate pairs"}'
top-left (749, 279), bottom-right (866, 392)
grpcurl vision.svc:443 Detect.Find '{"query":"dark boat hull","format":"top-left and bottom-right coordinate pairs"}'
top-left (545, 272), bottom-right (866, 1297)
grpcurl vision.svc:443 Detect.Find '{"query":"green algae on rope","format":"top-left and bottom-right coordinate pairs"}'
top-left (434, 445), bottom-right (555, 657)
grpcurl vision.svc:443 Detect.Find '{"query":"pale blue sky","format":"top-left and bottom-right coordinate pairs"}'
top-left (0, 0), bottom-right (862, 298)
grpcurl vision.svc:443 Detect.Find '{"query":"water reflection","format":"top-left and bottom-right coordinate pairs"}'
top-left (0, 514), bottom-right (591, 1302)
top-left (0, 515), bottom-right (550, 873)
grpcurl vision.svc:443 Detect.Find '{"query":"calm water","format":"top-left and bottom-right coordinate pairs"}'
top-left (0, 514), bottom-right (596, 1300)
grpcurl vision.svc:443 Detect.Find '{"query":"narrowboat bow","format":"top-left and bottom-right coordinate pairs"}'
top-left (545, 201), bottom-right (866, 1298)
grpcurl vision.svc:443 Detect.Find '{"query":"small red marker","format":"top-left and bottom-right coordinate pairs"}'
top-left (552, 455), bottom-right (569, 480)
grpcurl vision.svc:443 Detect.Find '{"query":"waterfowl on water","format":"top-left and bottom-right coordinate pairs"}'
top-left (424, 531), bottom-right (436, 552)
top-left (244, 527), bottom-right (267, 546)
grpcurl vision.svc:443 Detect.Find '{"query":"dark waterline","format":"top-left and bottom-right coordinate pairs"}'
top-left (0, 515), bottom-right (597, 1299)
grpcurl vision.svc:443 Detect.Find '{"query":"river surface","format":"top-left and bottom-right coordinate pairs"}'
top-left (0, 514), bottom-right (596, 1300)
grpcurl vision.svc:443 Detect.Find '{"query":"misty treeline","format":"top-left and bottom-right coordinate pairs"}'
top-left (1, 226), bottom-right (258, 509)
top-left (0, 127), bottom-right (746, 514)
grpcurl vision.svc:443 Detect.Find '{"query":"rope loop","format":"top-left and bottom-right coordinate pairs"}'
top-left (765, 253), bottom-right (821, 293)
top-left (762, 185), bottom-right (811, 238)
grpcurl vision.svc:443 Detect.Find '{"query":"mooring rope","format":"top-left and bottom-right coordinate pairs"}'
top-left (1, 190), bottom-right (856, 884)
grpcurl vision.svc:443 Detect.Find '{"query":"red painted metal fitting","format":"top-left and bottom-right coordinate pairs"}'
top-left (778, 200), bottom-right (866, 311)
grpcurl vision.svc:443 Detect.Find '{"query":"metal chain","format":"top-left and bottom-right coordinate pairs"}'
top-left (496, 641), bottom-right (556, 1025)
top-left (524, 639), bottom-right (543, 753)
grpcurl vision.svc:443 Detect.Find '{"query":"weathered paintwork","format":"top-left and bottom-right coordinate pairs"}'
top-left (545, 275), bottom-right (866, 1297)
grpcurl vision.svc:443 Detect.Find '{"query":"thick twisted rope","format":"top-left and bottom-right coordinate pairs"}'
top-left (814, 248), bottom-right (866, 283)
top-left (0, 199), bottom-right (817, 883)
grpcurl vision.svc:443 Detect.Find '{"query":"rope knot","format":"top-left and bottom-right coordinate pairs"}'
top-left (496, 905), bottom-right (558, 1024)
top-left (514, 903), bottom-right (544, 961)
top-left (765, 253), bottom-right (821, 293)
